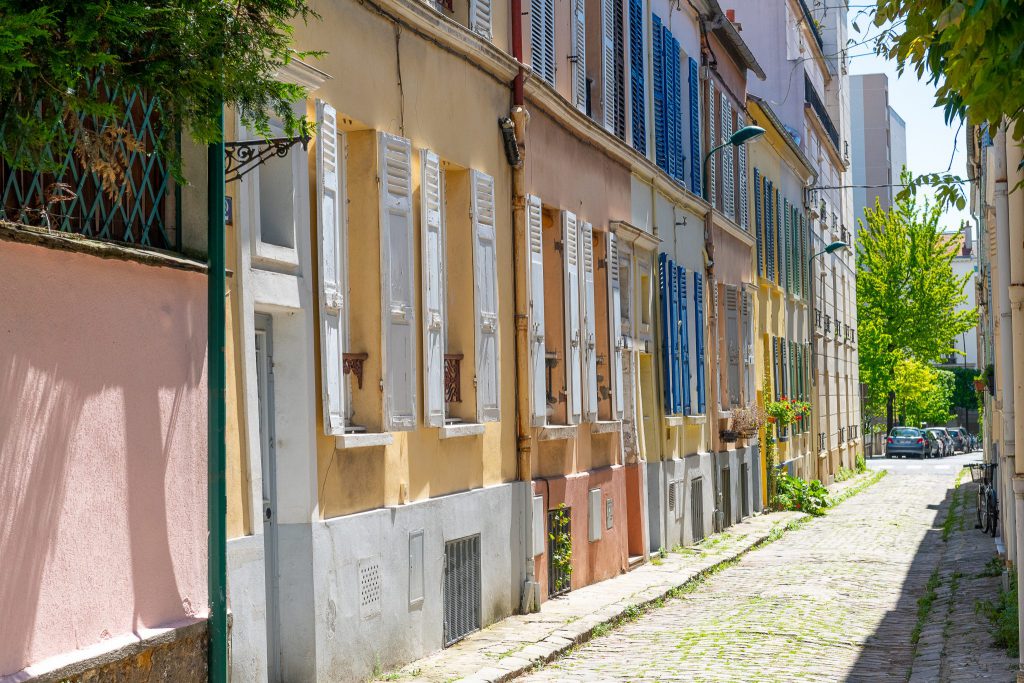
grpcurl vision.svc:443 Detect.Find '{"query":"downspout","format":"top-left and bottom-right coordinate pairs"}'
top-left (207, 110), bottom-right (229, 681)
top-left (510, 0), bottom-right (539, 613)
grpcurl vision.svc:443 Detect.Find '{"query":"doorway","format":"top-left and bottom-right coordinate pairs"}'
top-left (255, 313), bottom-right (282, 682)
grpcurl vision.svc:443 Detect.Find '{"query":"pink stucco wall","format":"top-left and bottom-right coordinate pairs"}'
top-left (0, 240), bottom-right (208, 677)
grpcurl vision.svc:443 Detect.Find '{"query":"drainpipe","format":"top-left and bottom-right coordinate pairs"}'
top-left (509, 0), bottom-right (538, 613)
top-left (207, 110), bottom-right (229, 681)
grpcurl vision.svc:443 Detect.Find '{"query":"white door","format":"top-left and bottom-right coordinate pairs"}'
top-left (255, 314), bottom-right (281, 683)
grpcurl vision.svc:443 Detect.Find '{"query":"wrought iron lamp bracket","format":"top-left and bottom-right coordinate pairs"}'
top-left (224, 135), bottom-right (311, 184)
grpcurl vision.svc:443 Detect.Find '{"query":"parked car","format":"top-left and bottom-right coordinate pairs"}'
top-left (886, 427), bottom-right (936, 458)
top-left (926, 428), bottom-right (950, 457)
top-left (957, 427), bottom-right (974, 452)
top-left (939, 427), bottom-right (965, 454)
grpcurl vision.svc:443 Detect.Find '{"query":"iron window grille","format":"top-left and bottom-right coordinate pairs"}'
top-left (547, 508), bottom-right (572, 598)
top-left (1, 75), bottom-right (178, 251)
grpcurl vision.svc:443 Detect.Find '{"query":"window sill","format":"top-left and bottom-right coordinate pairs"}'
top-left (539, 425), bottom-right (578, 441)
top-left (686, 415), bottom-right (707, 425)
top-left (592, 420), bottom-right (622, 434)
top-left (439, 423), bottom-right (485, 439)
top-left (335, 432), bottom-right (394, 449)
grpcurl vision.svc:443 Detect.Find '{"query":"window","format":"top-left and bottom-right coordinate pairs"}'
top-left (244, 103), bottom-right (306, 267)
top-left (431, 0), bottom-right (492, 40)
top-left (596, 0), bottom-right (625, 138)
top-left (531, 201), bottom-right (623, 427)
top-left (530, 0), bottom-right (555, 85)
top-left (628, 0), bottom-right (646, 154)
top-left (651, 16), bottom-right (684, 183)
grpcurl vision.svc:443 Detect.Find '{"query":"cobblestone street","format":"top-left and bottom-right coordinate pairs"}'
top-left (521, 455), bottom-right (1015, 682)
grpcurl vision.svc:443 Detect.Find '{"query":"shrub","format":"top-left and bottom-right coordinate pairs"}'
top-left (775, 474), bottom-right (832, 516)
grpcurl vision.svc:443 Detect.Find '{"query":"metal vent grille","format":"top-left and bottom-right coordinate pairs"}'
top-left (443, 535), bottom-right (481, 646)
top-left (667, 480), bottom-right (677, 513)
top-left (690, 478), bottom-right (705, 542)
top-left (358, 557), bottom-right (382, 618)
top-left (741, 462), bottom-right (750, 518)
top-left (721, 467), bottom-right (732, 529)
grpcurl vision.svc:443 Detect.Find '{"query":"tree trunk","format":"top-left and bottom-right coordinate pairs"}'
top-left (886, 390), bottom-right (895, 434)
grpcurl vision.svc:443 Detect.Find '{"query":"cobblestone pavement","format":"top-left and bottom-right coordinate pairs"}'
top-left (909, 474), bottom-right (1017, 683)
top-left (523, 457), bottom-right (1013, 682)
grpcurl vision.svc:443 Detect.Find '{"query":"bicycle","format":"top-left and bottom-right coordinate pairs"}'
top-left (969, 462), bottom-right (999, 537)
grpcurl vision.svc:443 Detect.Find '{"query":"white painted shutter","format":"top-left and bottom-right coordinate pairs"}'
top-left (316, 100), bottom-right (347, 436)
top-left (469, 0), bottom-right (493, 40)
top-left (606, 232), bottom-right (624, 419)
top-left (571, 0), bottom-right (587, 113)
top-left (527, 195), bottom-right (547, 427)
top-left (472, 169), bottom-right (501, 422)
top-left (378, 132), bottom-right (417, 431)
top-left (420, 149), bottom-right (446, 428)
top-left (580, 220), bottom-right (598, 422)
top-left (562, 210), bottom-right (583, 425)
top-left (601, 0), bottom-right (616, 133)
top-left (741, 290), bottom-right (754, 403)
top-left (737, 111), bottom-right (749, 230)
top-left (724, 285), bottom-right (740, 408)
top-left (721, 94), bottom-right (735, 221)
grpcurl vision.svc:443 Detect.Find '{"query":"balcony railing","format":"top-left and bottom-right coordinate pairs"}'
top-left (804, 74), bottom-right (841, 153)
top-left (797, 0), bottom-right (825, 50)
top-left (444, 353), bottom-right (464, 403)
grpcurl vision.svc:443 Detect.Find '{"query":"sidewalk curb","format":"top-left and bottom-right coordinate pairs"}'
top-left (455, 515), bottom-right (808, 683)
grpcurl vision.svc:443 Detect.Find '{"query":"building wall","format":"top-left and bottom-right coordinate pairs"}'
top-left (312, 482), bottom-right (527, 681)
top-left (850, 73), bottom-right (895, 223)
top-left (0, 241), bottom-right (208, 678)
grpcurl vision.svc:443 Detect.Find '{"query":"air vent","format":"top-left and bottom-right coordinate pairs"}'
top-left (443, 535), bottom-right (481, 646)
top-left (691, 478), bottom-right (705, 542)
top-left (358, 557), bottom-right (382, 619)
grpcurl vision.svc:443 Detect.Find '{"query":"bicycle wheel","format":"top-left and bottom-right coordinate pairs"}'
top-left (977, 486), bottom-right (986, 529)
top-left (988, 490), bottom-right (998, 538)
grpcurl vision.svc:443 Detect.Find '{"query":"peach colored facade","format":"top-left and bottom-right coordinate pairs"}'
top-left (0, 240), bottom-right (208, 679)
top-left (522, 105), bottom-right (639, 600)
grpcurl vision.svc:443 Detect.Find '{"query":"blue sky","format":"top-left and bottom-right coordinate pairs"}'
top-left (846, 8), bottom-right (972, 233)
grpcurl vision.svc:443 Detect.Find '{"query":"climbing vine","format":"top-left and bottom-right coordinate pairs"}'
top-left (549, 503), bottom-right (572, 592)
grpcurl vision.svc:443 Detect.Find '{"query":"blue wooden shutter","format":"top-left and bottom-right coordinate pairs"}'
top-left (754, 167), bottom-right (762, 277)
top-left (658, 253), bottom-right (676, 412)
top-left (628, 0), bottom-right (646, 154)
top-left (688, 57), bottom-right (701, 195)
top-left (652, 15), bottom-right (666, 173)
top-left (669, 35), bottom-right (684, 183)
top-left (694, 271), bottom-right (706, 414)
top-left (678, 264), bottom-right (691, 414)
top-left (668, 259), bottom-right (682, 414)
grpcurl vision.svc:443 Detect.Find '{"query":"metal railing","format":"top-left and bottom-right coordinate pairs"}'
top-left (804, 74), bottom-right (841, 153)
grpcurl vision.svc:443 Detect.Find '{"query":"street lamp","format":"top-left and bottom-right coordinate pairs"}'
top-left (702, 125), bottom-right (766, 202)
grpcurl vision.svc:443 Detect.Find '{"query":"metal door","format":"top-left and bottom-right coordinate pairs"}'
top-left (255, 314), bottom-right (282, 682)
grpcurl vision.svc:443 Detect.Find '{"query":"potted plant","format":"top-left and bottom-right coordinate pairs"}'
top-left (720, 428), bottom-right (739, 443)
top-left (732, 403), bottom-right (766, 439)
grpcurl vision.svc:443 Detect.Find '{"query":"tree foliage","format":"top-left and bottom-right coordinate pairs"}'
top-left (871, 0), bottom-right (1024, 205)
top-left (0, 1), bottom-right (320, 180)
top-left (857, 176), bottom-right (978, 426)
top-left (893, 359), bottom-right (954, 426)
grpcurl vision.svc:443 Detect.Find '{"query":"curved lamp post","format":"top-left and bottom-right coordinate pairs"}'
top-left (808, 239), bottom-right (848, 474)
top-left (702, 125), bottom-right (766, 202)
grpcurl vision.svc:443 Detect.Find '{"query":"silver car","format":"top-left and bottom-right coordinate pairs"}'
top-left (926, 428), bottom-right (950, 457)
top-left (886, 427), bottom-right (936, 458)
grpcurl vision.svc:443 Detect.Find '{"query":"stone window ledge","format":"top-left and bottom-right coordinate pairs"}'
top-left (439, 423), bottom-right (485, 439)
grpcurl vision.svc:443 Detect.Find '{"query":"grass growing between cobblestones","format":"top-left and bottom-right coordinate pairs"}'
top-left (528, 470), bottom-right (891, 677)
top-left (941, 468), bottom-right (968, 542)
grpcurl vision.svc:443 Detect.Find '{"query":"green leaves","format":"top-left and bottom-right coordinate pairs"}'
top-left (872, 0), bottom-right (1024, 144)
top-left (857, 175), bottom-right (978, 426)
top-left (0, 0), bottom-right (322, 182)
